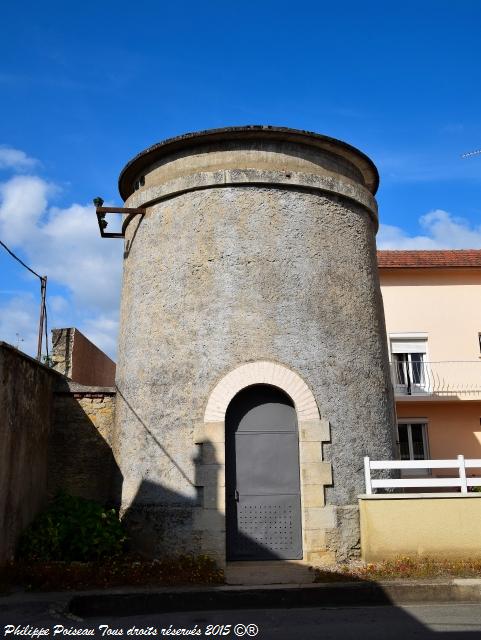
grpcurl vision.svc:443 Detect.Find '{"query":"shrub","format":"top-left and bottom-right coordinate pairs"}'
top-left (18, 493), bottom-right (127, 562)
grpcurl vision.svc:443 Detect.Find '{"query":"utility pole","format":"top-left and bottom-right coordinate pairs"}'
top-left (0, 239), bottom-right (49, 361)
top-left (36, 275), bottom-right (47, 361)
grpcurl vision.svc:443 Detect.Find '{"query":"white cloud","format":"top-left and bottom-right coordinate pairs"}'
top-left (0, 175), bottom-right (51, 244)
top-left (48, 294), bottom-right (70, 315)
top-left (0, 146), bottom-right (38, 170)
top-left (0, 170), bottom-right (123, 359)
top-left (0, 293), bottom-right (39, 356)
top-left (377, 210), bottom-right (481, 250)
top-left (0, 289), bottom-right (118, 361)
top-left (31, 201), bottom-right (123, 314)
top-left (81, 313), bottom-right (119, 361)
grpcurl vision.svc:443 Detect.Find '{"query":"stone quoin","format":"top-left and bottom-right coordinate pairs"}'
top-left (112, 126), bottom-right (397, 571)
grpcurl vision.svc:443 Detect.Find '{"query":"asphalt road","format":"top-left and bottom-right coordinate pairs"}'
top-left (2, 602), bottom-right (481, 639)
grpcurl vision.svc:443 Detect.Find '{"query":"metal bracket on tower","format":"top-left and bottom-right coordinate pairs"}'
top-left (93, 197), bottom-right (145, 239)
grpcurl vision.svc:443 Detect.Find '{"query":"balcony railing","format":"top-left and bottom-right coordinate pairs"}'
top-left (390, 360), bottom-right (481, 398)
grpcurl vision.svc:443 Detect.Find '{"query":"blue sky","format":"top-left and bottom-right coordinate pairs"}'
top-left (1, 0), bottom-right (480, 358)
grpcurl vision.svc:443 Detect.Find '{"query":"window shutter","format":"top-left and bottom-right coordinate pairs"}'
top-left (391, 340), bottom-right (427, 354)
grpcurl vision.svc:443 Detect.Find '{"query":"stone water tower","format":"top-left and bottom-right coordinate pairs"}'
top-left (112, 126), bottom-right (396, 571)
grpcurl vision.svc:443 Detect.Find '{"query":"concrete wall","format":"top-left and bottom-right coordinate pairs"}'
top-left (360, 494), bottom-right (481, 561)
top-left (50, 382), bottom-right (118, 504)
top-left (0, 343), bottom-right (55, 564)
top-left (381, 266), bottom-right (481, 469)
top-left (114, 127), bottom-right (397, 562)
top-left (396, 401), bottom-right (481, 473)
top-left (52, 328), bottom-right (116, 387)
top-left (380, 268), bottom-right (481, 388)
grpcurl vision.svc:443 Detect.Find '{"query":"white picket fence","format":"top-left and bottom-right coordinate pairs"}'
top-left (363, 455), bottom-right (481, 495)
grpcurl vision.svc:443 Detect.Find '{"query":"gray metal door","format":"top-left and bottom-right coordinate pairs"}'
top-left (225, 384), bottom-right (302, 561)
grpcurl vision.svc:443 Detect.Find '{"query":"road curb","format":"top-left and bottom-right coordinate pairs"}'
top-left (68, 580), bottom-right (481, 618)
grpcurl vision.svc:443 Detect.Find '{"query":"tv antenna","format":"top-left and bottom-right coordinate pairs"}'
top-left (461, 149), bottom-right (481, 159)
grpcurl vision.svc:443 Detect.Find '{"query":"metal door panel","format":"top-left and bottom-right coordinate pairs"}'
top-left (235, 432), bottom-right (301, 495)
top-left (225, 384), bottom-right (303, 561)
top-left (237, 402), bottom-right (297, 432)
top-left (231, 494), bottom-right (303, 560)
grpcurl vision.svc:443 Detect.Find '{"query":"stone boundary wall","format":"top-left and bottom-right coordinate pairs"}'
top-left (0, 342), bottom-right (118, 565)
top-left (0, 342), bottom-right (57, 564)
top-left (50, 382), bottom-right (118, 505)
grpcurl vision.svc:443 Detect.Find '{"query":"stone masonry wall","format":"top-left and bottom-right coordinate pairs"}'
top-left (116, 184), bottom-right (397, 560)
top-left (0, 342), bottom-right (56, 565)
top-left (51, 328), bottom-right (75, 379)
top-left (50, 383), bottom-right (118, 505)
top-left (114, 128), bottom-right (397, 564)
top-left (0, 341), bottom-right (118, 565)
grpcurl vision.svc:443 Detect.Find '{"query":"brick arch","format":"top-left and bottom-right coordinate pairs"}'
top-left (203, 361), bottom-right (320, 422)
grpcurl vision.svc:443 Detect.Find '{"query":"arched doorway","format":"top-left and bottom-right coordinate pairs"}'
top-left (225, 384), bottom-right (303, 561)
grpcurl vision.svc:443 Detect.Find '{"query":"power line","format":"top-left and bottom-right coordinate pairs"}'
top-left (0, 238), bottom-right (48, 361)
top-left (0, 239), bottom-right (44, 280)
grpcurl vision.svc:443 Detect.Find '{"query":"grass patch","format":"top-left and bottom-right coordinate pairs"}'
top-left (314, 557), bottom-right (481, 582)
top-left (0, 555), bottom-right (224, 592)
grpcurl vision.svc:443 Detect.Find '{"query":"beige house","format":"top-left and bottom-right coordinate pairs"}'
top-left (378, 249), bottom-right (481, 474)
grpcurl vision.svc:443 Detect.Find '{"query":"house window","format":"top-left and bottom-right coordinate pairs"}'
top-left (397, 421), bottom-right (428, 461)
top-left (390, 338), bottom-right (428, 393)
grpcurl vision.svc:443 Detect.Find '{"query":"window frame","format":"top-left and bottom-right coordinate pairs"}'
top-left (389, 334), bottom-right (429, 395)
top-left (397, 418), bottom-right (430, 476)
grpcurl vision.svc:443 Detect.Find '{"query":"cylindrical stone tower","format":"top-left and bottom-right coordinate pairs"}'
top-left (113, 126), bottom-right (396, 567)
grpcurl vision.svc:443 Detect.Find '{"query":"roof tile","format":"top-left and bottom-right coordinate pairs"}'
top-left (377, 250), bottom-right (481, 268)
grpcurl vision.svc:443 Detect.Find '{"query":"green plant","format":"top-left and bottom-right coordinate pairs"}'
top-left (18, 493), bottom-right (127, 562)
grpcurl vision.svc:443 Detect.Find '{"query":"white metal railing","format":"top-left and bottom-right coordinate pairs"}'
top-left (390, 361), bottom-right (481, 396)
top-left (363, 455), bottom-right (481, 494)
